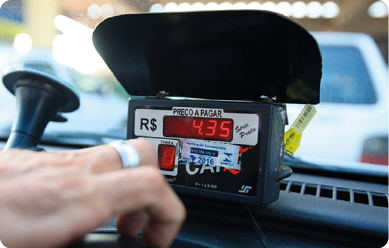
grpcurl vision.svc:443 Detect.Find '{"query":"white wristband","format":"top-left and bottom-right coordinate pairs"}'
top-left (109, 140), bottom-right (140, 168)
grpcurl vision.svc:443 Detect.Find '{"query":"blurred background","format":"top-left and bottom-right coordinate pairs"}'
top-left (0, 0), bottom-right (387, 74)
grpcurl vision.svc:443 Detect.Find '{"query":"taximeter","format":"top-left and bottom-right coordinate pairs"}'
top-left (127, 98), bottom-right (288, 206)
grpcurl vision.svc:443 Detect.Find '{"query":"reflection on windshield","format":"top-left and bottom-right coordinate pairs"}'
top-left (321, 46), bottom-right (376, 104)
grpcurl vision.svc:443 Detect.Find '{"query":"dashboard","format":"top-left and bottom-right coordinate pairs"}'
top-left (2, 141), bottom-right (386, 248)
top-left (91, 172), bottom-right (389, 248)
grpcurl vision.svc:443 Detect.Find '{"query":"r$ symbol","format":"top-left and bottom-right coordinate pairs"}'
top-left (150, 118), bottom-right (157, 132)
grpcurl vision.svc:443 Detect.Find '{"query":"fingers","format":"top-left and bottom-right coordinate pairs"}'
top-left (86, 141), bottom-right (184, 247)
top-left (71, 139), bottom-right (158, 174)
top-left (94, 166), bottom-right (186, 248)
top-left (128, 139), bottom-right (157, 167)
top-left (116, 210), bottom-right (149, 237)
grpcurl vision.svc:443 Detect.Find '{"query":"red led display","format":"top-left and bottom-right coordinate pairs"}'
top-left (158, 145), bottom-right (176, 171)
top-left (163, 116), bottom-right (233, 142)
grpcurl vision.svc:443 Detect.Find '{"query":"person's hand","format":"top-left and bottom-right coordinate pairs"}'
top-left (0, 139), bottom-right (186, 248)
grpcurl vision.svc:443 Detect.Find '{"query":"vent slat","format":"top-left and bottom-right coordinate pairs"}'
top-left (350, 189), bottom-right (354, 203)
top-left (285, 181), bottom-right (293, 193)
top-left (301, 183), bottom-right (307, 195)
top-left (367, 191), bottom-right (373, 206)
top-left (316, 185), bottom-right (321, 197)
top-left (280, 180), bottom-right (388, 208)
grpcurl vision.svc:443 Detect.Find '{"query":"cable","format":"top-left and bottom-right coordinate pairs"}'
top-left (243, 204), bottom-right (273, 248)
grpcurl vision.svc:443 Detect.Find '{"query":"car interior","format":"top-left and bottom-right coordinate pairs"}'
top-left (0, 1), bottom-right (387, 248)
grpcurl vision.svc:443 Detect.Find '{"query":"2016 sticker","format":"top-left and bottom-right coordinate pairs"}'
top-left (181, 139), bottom-right (240, 170)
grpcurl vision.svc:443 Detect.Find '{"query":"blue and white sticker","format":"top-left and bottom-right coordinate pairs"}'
top-left (181, 139), bottom-right (240, 170)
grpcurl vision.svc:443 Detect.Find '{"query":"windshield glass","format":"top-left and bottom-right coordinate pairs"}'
top-left (320, 46), bottom-right (376, 104)
top-left (0, 0), bottom-right (387, 171)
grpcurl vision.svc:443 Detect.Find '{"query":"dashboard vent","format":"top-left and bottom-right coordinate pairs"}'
top-left (280, 180), bottom-right (388, 208)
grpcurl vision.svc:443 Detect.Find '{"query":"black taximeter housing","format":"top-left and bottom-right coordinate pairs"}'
top-left (127, 98), bottom-right (289, 206)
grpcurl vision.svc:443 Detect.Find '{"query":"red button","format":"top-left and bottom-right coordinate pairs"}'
top-left (158, 145), bottom-right (175, 171)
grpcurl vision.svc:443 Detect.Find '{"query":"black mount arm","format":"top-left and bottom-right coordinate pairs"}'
top-left (2, 66), bottom-right (80, 151)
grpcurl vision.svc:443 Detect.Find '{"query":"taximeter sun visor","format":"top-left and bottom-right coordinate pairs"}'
top-left (93, 10), bottom-right (322, 104)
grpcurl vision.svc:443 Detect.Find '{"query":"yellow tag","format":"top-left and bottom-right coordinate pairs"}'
top-left (284, 104), bottom-right (317, 155)
top-left (290, 104), bottom-right (317, 133)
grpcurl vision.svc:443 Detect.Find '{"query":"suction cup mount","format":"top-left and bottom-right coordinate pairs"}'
top-left (2, 66), bottom-right (80, 151)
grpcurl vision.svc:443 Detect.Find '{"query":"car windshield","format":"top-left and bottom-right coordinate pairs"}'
top-left (320, 46), bottom-right (376, 104)
top-left (0, 0), bottom-right (387, 173)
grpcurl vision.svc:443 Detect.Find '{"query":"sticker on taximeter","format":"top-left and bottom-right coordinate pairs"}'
top-left (181, 139), bottom-right (240, 170)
